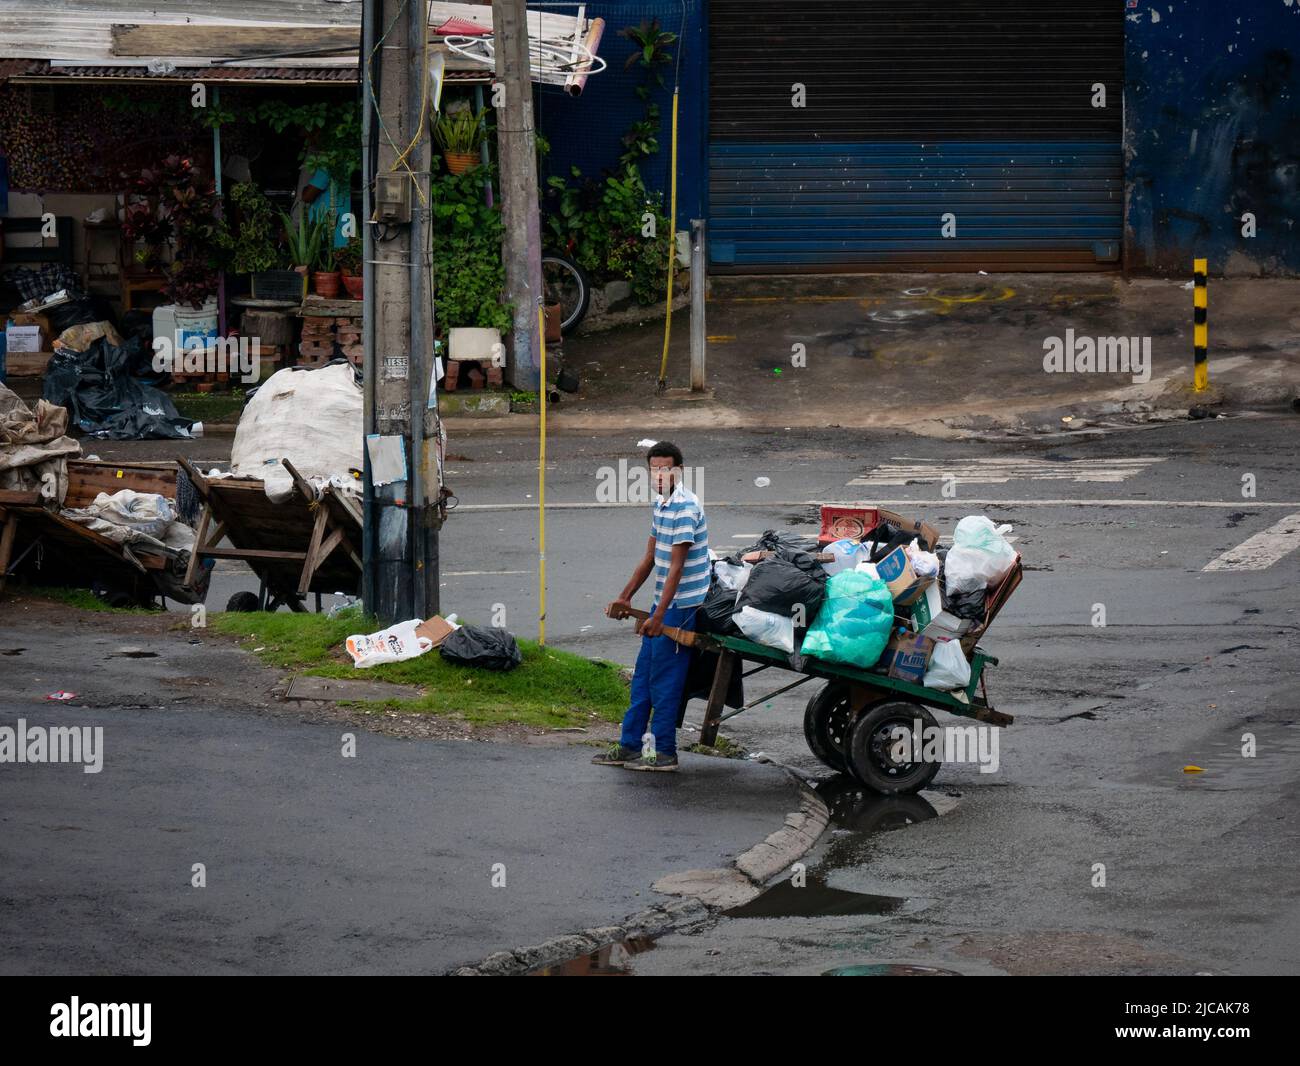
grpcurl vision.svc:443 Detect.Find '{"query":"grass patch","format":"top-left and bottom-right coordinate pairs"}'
top-left (16, 586), bottom-right (155, 613)
top-left (210, 610), bottom-right (628, 729)
top-left (171, 388), bottom-right (248, 424)
top-left (686, 735), bottom-right (747, 759)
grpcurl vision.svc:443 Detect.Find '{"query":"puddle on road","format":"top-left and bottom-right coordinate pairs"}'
top-left (724, 878), bottom-right (903, 919)
top-left (527, 935), bottom-right (655, 976)
top-left (823, 963), bottom-right (961, 976)
top-left (532, 780), bottom-right (949, 975)
top-left (1172, 720), bottom-right (1299, 791)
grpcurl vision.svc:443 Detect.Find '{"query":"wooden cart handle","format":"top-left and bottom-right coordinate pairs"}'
top-left (608, 603), bottom-right (701, 647)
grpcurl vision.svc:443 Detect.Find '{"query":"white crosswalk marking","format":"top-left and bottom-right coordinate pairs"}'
top-left (1202, 513), bottom-right (1300, 572)
top-left (848, 456), bottom-right (1165, 486)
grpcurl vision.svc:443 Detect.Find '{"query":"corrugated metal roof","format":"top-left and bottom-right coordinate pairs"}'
top-left (0, 59), bottom-right (500, 86)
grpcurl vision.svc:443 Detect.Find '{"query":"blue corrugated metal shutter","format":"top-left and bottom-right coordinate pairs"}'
top-left (708, 0), bottom-right (1124, 272)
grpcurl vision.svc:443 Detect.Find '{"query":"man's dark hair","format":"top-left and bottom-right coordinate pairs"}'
top-left (646, 441), bottom-right (684, 466)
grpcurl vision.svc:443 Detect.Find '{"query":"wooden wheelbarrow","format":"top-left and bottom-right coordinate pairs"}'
top-left (179, 456), bottom-right (362, 612)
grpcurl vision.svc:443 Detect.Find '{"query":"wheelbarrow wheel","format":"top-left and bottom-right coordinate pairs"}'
top-left (226, 591), bottom-right (260, 612)
top-left (845, 700), bottom-right (941, 795)
top-left (803, 682), bottom-right (862, 773)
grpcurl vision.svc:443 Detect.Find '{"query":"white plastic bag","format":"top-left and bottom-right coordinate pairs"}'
top-left (345, 619), bottom-right (433, 668)
top-left (852, 560), bottom-right (881, 581)
top-left (944, 516), bottom-right (1017, 595)
top-left (905, 538), bottom-right (941, 578)
top-left (713, 559), bottom-right (752, 591)
top-left (924, 639), bottom-right (971, 690)
top-left (822, 537), bottom-right (870, 576)
top-left (734, 605), bottom-right (795, 653)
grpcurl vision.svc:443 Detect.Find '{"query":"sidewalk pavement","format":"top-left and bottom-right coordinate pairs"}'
top-left (448, 273), bottom-right (1299, 438)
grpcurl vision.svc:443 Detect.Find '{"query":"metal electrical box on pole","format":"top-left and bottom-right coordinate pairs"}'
top-left (362, 0), bottom-right (442, 625)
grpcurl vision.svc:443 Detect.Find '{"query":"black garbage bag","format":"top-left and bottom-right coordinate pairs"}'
top-left (45, 295), bottom-right (110, 337)
top-left (737, 528), bottom-right (819, 557)
top-left (42, 336), bottom-right (195, 440)
top-left (736, 550), bottom-right (827, 621)
top-left (696, 580), bottom-right (742, 636)
top-left (863, 520), bottom-right (915, 562)
top-left (439, 624), bottom-right (523, 671)
top-left (941, 580), bottom-right (987, 621)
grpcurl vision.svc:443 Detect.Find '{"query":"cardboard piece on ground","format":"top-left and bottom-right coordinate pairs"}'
top-left (881, 629), bottom-right (935, 685)
top-left (876, 545), bottom-right (934, 606)
top-left (415, 615), bottom-right (455, 647)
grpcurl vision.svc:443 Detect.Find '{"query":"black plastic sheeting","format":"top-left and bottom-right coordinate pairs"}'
top-left (43, 336), bottom-right (195, 441)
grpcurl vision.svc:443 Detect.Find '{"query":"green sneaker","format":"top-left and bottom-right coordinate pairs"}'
top-left (591, 744), bottom-right (641, 766)
top-left (624, 753), bottom-right (680, 772)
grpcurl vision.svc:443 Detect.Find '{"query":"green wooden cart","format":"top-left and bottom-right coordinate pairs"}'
top-left (689, 560), bottom-right (1022, 795)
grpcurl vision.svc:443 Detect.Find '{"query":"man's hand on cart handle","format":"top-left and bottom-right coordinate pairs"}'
top-left (639, 612), bottom-right (665, 638)
top-left (606, 598), bottom-right (633, 620)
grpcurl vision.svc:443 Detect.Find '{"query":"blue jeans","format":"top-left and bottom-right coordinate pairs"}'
top-left (618, 604), bottom-right (698, 758)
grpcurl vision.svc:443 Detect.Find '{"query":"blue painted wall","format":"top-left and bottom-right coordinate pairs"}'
top-left (1125, 0), bottom-right (1300, 275)
top-left (536, 1), bottom-right (705, 228)
top-left (542, 1), bottom-right (1300, 275)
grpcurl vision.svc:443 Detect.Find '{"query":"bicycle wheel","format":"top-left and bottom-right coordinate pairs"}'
top-left (541, 254), bottom-right (590, 334)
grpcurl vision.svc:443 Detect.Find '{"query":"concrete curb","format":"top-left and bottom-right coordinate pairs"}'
top-left (448, 772), bottom-right (831, 975)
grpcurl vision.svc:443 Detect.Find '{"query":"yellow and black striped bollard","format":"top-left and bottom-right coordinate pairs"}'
top-left (1193, 257), bottom-right (1208, 391)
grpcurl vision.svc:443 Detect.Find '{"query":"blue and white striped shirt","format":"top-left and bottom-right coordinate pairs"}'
top-left (651, 482), bottom-right (709, 610)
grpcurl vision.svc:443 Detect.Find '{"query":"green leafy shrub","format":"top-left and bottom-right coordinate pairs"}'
top-left (430, 166), bottom-right (511, 333)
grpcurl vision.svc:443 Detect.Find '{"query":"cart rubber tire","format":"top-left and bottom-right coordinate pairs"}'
top-left (803, 681), bottom-right (870, 773)
top-left (845, 700), bottom-right (942, 795)
top-left (226, 591), bottom-right (260, 613)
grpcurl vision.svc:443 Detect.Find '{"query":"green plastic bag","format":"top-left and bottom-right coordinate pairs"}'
top-left (800, 569), bottom-right (894, 668)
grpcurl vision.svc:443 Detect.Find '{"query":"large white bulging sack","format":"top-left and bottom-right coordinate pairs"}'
top-left (346, 619), bottom-right (433, 668)
top-left (944, 516), bottom-right (1017, 595)
top-left (231, 364), bottom-right (362, 500)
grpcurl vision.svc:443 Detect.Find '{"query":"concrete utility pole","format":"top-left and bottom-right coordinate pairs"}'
top-left (492, 0), bottom-right (543, 391)
top-left (363, 0), bottom-right (441, 624)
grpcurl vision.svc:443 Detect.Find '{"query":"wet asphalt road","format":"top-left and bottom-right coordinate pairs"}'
top-left (0, 695), bottom-right (795, 975)
top-left (428, 413), bottom-right (1300, 974)
top-left (21, 411), bottom-right (1300, 974)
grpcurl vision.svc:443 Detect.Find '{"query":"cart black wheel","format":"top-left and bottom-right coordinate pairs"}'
top-left (226, 591), bottom-right (260, 613)
top-left (845, 701), bottom-right (941, 795)
top-left (803, 682), bottom-right (865, 773)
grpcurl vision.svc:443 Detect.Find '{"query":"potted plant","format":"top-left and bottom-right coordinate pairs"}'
top-left (278, 208), bottom-right (327, 299)
top-left (433, 107), bottom-right (486, 175)
top-left (311, 215), bottom-right (342, 298)
top-left (335, 234), bottom-right (364, 300)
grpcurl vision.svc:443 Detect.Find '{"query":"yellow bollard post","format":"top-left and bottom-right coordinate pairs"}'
top-left (1193, 258), bottom-right (1208, 391)
top-left (537, 302), bottom-right (547, 646)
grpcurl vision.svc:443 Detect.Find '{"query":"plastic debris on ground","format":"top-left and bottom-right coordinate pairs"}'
top-left (346, 620), bottom-right (434, 668)
top-left (439, 624), bottom-right (522, 671)
top-left (42, 335), bottom-right (196, 440)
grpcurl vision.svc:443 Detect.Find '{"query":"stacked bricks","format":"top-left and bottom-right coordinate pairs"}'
top-left (297, 315), bottom-right (364, 368)
top-left (441, 359), bottom-right (503, 392)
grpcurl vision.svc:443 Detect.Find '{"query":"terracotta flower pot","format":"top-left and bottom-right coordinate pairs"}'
top-left (313, 270), bottom-right (342, 298)
top-left (341, 274), bottom-right (364, 300)
top-left (444, 151), bottom-right (480, 175)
